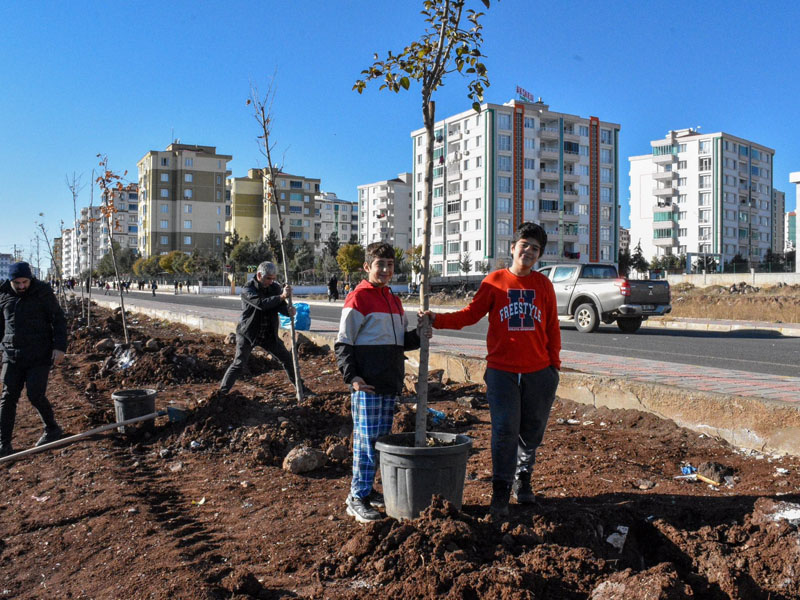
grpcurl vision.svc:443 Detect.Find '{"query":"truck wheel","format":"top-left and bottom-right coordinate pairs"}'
top-left (617, 317), bottom-right (642, 333)
top-left (574, 303), bottom-right (599, 333)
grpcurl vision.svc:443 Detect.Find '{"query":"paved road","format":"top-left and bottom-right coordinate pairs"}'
top-left (113, 290), bottom-right (800, 378)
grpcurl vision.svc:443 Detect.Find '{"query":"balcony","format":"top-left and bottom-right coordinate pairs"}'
top-left (652, 170), bottom-right (677, 182)
top-left (539, 147), bottom-right (559, 158)
top-left (447, 191), bottom-right (461, 201)
top-left (562, 150), bottom-right (580, 162)
top-left (562, 129), bottom-right (580, 142)
top-left (563, 189), bottom-right (578, 198)
top-left (539, 126), bottom-right (559, 139)
top-left (653, 185), bottom-right (676, 197)
top-left (539, 168), bottom-right (558, 180)
top-left (447, 130), bottom-right (462, 142)
top-left (562, 171), bottom-right (580, 182)
top-left (540, 188), bottom-right (559, 199)
top-left (447, 163), bottom-right (461, 177)
top-left (653, 235), bottom-right (677, 247)
top-left (653, 152), bottom-right (677, 165)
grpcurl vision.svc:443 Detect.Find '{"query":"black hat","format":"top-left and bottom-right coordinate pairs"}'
top-left (9, 262), bottom-right (33, 280)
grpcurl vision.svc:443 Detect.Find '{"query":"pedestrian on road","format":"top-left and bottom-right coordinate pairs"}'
top-left (422, 222), bottom-right (561, 518)
top-left (335, 242), bottom-right (429, 523)
top-left (327, 275), bottom-right (339, 302)
top-left (0, 262), bottom-right (67, 456)
top-left (173, 281), bottom-right (179, 295)
top-left (219, 261), bottom-right (310, 396)
top-left (151, 280), bottom-right (157, 296)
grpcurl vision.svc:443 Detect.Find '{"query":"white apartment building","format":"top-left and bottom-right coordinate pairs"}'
top-left (630, 129), bottom-right (775, 265)
top-left (772, 189), bottom-right (785, 254)
top-left (61, 227), bottom-right (79, 278)
top-left (357, 173), bottom-right (413, 251)
top-left (0, 253), bottom-right (12, 280)
top-left (98, 185), bottom-right (139, 256)
top-left (410, 99), bottom-right (621, 277)
top-left (785, 211), bottom-right (796, 252)
top-left (315, 192), bottom-right (358, 250)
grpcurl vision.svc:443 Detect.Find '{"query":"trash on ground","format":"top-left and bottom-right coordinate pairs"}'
top-left (606, 525), bottom-right (629, 552)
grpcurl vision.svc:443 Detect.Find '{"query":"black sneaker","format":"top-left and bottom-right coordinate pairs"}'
top-left (366, 489), bottom-right (385, 509)
top-left (36, 426), bottom-right (64, 447)
top-left (512, 476), bottom-right (536, 505)
top-left (346, 494), bottom-right (381, 523)
top-left (0, 444), bottom-right (14, 458)
top-left (489, 481), bottom-right (511, 518)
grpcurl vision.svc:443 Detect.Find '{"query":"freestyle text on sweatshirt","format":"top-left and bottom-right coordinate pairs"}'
top-left (335, 279), bottom-right (420, 395)
top-left (433, 269), bottom-right (561, 373)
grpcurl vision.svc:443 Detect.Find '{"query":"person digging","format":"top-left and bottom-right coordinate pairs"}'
top-left (219, 261), bottom-right (312, 397)
top-left (0, 262), bottom-right (67, 456)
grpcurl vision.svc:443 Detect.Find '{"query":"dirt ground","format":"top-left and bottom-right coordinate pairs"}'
top-left (2, 304), bottom-right (800, 599)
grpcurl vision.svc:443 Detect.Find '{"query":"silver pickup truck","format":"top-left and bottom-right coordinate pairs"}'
top-left (537, 263), bottom-right (671, 333)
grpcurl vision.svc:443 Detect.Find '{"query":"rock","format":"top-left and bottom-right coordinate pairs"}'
top-left (590, 563), bottom-right (692, 599)
top-left (634, 478), bottom-right (655, 490)
top-left (144, 338), bottom-right (160, 351)
top-left (225, 332), bottom-right (236, 345)
top-left (282, 445), bottom-right (328, 474)
top-left (456, 396), bottom-right (482, 408)
top-left (94, 338), bottom-right (115, 352)
top-left (158, 448), bottom-right (172, 459)
top-left (168, 461), bottom-right (183, 472)
top-left (326, 443), bottom-right (349, 461)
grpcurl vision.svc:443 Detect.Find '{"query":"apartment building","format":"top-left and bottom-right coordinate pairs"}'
top-left (228, 168), bottom-right (264, 242)
top-left (99, 185), bottom-right (140, 256)
top-left (772, 189), bottom-right (785, 254)
top-left (137, 143), bottom-right (231, 257)
top-left (51, 237), bottom-right (63, 279)
top-left (262, 172), bottom-right (321, 244)
top-left (619, 227), bottom-right (630, 253)
top-left (630, 129), bottom-right (775, 265)
top-left (0, 253), bottom-right (12, 280)
top-left (315, 192), bottom-right (358, 250)
top-left (357, 173), bottom-right (413, 251)
top-left (61, 228), bottom-right (78, 278)
top-left (410, 99), bottom-right (621, 277)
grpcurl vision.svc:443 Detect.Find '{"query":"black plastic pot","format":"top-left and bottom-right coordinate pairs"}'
top-left (376, 432), bottom-right (472, 520)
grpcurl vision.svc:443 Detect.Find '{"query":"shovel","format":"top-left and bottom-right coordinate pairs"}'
top-left (0, 404), bottom-right (188, 465)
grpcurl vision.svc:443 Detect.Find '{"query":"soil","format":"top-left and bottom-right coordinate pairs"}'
top-left (2, 303), bottom-right (800, 599)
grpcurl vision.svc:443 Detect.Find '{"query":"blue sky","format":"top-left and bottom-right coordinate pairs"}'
top-left (1, 0), bottom-right (798, 265)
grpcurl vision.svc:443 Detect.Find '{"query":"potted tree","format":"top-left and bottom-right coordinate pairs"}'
top-left (355, 0), bottom-right (494, 519)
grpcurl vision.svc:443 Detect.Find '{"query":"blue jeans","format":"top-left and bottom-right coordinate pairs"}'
top-left (484, 366), bottom-right (559, 484)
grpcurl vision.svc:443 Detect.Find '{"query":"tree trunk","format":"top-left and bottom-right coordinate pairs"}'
top-left (414, 100), bottom-right (436, 447)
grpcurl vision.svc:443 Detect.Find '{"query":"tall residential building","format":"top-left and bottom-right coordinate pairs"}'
top-left (228, 168), bottom-right (264, 242)
top-left (785, 211), bottom-right (796, 251)
top-left (99, 185), bottom-right (140, 256)
top-left (78, 205), bottom-right (105, 273)
top-left (61, 227), bottom-right (79, 278)
top-left (630, 129), bottom-right (774, 264)
top-left (137, 143), bottom-right (231, 257)
top-left (772, 189), bottom-right (785, 253)
top-left (410, 99), bottom-right (620, 277)
top-left (619, 227), bottom-right (630, 253)
top-left (357, 173), bottom-right (413, 251)
top-left (315, 192), bottom-right (358, 250)
top-left (0, 253), bottom-right (12, 279)
top-left (262, 172), bottom-right (320, 243)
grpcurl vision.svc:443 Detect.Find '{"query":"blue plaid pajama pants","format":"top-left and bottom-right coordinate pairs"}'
top-left (350, 391), bottom-right (397, 499)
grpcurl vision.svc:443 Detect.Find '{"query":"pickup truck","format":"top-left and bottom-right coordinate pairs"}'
top-left (537, 263), bottom-right (671, 333)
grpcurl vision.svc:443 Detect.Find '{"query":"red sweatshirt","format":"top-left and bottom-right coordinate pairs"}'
top-left (433, 268), bottom-right (561, 373)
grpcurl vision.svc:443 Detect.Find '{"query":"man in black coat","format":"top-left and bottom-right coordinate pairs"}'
top-left (219, 261), bottom-right (309, 395)
top-left (0, 262), bottom-right (67, 456)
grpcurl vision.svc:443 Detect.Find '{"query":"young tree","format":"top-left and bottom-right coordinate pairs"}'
top-left (405, 244), bottom-right (424, 285)
top-left (291, 240), bottom-right (315, 281)
top-left (394, 246), bottom-right (409, 276)
top-left (66, 172), bottom-right (86, 317)
top-left (630, 241), bottom-right (649, 277)
top-left (355, 0), bottom-right (494, 445)
top-left (337, 244), bottom-right (366, 282)
top-left (458, 251), bottom-right (472, 281)
top-left (476, 259), bottom-right (491, 275)
top-left (96, 155), bottom-right (134, 343)
top-left (325, 231), bottom-right (341, 259)
top-left (248, 79), bottom-right (304, 402)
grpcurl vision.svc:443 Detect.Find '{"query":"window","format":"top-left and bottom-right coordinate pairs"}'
top-left (290, 180), bottom-right (303, 189)
top-left (699, 157), bottom-right (711, 171)
top-left (699, 210), bottom-right (711, 224)
top-left (579, 184), bottom-right (589, 196)
top-left (475, 240), bottom-right (482, 251)
top-left (448, 241), bottom-right (460, 254)
top-left (160, 235), bottom-right (168, 244)
top-left (601, 187), bottom-right (611, 202)
top-left (679, 211), bottom-right (687, 220)
top-left (600, 129), bottom-right (612, 144)
top-left (699, 192), bottom-right (711, 206)
top-left (184, 204), bottom-right (192, 213)
top-left (678, 160), bottom-right (687, 169)
top-left (433, 204), bottom-right (443, 217)
top-left (498, 177), bottom-right (511, 193)
top-left (524, 138), bottom-right (536, 150)
top-left (601, 168), bottom-right (612, 183)
top-left (678, 228), bottom-right (687, 237)
top-left (159, 219), bottom-right (168, 228)
top-left (160, 157), bottom-right (169, 167)
top-left (524, 117), bottom-right (535, 128)
top-left (564, 141), bottom-right (579, 155)
top-left (476, 156), bottom-right (482, 167)
top-left (475, 197), bottom-right (481, 209)
top-left (183, 189), bottom-right (192, 199)
top-left (160, 204), bottom-right (168, 213)
top-left (601, 148), bottom-right (612, 163)
top-left (475, 219), bottom-right (481, 230)
top-left (698, 140), bottom-right (710, 154)
top-left (183, 235), bottom-right (192, 245)
top-left (433, 244), bottom-right (443, 256)
top-left (184, 173), bottom-right (193, 183)
top-left (739, 145), bottom-right (748, 157)
top-left (497, 113), bottom-right (511, 130)
top-left (524, 158), bottom-right (536, 170)
top-left (497, 219), bottom-right (511, 235)
top-left (184, 158), bottom-right (193, 167)
top-left (552, 266), bottom-right (578, 283)
top-left (160, 188), bottom-right (169, 198)
top-left (579, 125), bottom-right (589, 137)
top-left (497, 155), bottom-right (511, 171)
top-left (497, 197), bottom-right (511, 213)
top-left (524, 179), bottom-right (535, 190)
top-left (160, 173), bottom-right (169, 182)
top-left (497, 135), bottom-right (511, 151)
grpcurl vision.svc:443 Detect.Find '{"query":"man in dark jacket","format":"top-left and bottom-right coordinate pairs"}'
top-left (0, 262), bottom-right (67, 456)
top-left (219, 261), bottom-right (308, 395)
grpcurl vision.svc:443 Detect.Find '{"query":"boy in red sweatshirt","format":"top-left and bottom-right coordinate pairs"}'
top-left (424, 222), bottom-right (561, 517)
top-left (335, 242), bottom-right (428, 523)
